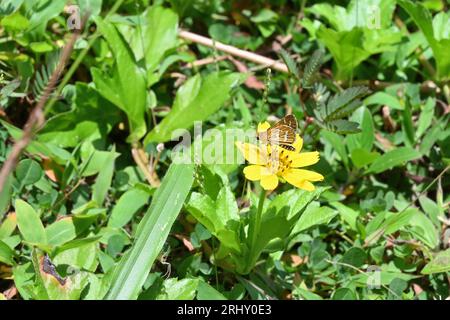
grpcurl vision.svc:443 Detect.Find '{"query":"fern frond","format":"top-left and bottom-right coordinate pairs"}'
top-left (32, 50), bottom-right (61, 101)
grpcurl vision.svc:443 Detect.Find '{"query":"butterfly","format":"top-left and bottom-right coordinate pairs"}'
top-left (257, 114), bottom-right (298, 151)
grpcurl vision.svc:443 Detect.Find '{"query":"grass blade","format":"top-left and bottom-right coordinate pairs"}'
top-left (106, 163), bottom-right (195, 300)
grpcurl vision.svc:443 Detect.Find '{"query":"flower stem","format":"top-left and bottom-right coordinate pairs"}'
top-left (250, 189), bottom-right (266, 253)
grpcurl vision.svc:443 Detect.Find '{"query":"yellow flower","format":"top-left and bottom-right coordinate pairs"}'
top-left (236, 129), bottom-right (324, 191)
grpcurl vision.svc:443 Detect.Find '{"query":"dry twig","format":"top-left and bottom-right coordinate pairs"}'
top-left (0, 29), bottom-right (81, 194)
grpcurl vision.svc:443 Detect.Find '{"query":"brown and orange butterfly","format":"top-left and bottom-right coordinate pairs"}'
top-left (257, 114), bottom-right (298, 151)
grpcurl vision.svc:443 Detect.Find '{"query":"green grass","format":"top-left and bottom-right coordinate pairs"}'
top-left (0, 0), bottom-right (449, 300)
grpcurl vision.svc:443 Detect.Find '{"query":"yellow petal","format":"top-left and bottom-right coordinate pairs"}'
top-left (260, 174), bottom-right (279, 190)
top-left (235, 142), bottom-right (267, 165)
top-left (282, 171), bottom-right (316, 191)
top-left (290, 151), bottom-right (320, 168)
top-left (298, 180), bottom-right (316, 191)
top-left (257, 121), bottom-right (271, 133)
top-left (243, 165), bottom-right (270, 181)
top-left (287, 169), bottom-right (324, 181)
top-left (293, 134), bottom-right (303, 152)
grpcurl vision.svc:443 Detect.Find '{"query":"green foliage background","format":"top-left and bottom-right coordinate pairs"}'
top-left (0, 0), bottom-right (449, 300)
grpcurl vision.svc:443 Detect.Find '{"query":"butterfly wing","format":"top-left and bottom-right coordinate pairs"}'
top-left (276, 114), bottom-right (298, 131)
top-left (267, 125), bottom-right (296, 145)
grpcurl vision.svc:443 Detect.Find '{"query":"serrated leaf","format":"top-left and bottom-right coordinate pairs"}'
top-left (279, 48), bottom-right (299, 78)
top-left (302, 50), bottom-right (323, 87)
top-left (326, 99), bottom-right (363, 121)
top-left (325, 86), bottom-right (369, 120)
top-left (326, 120), bottom-right (361, 134)
top-left (0, 78), bottom-right (20, 97)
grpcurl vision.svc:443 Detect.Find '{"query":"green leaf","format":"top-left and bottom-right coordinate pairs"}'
top-left (45, 218), bottom-right (77, 247)
top-left (144, 71), bottom-right (242, 144)
top-left (0, 175), bottom-right (12, 217)
top-left (0, 120), bottom-right (72, 165)
top-left (421, 249), bottom-right (450, 274)
top-left (30, 249), bottom-right (50, 300)
top-left (326, 120), bottom-right (361, 134)
top-left (308, 1), bottom-right (397, 31)
top-left (402, 100), bottom-right (415, 146)
top-left (419, 119), bottom-right (445, 155)
top-left (352, 266), bottom-right (419, 287)
top-left (108, 187), bottom-right (151, 228)
top-left (250, 9), bottom-right (278, 37)
top-left (0, 0), bottom-right (24, 16)
top-left (321, 130), bottom-right (349, 167)
top-left (0, 78), bottom-right (21, 98)
top-left (293, 286), bottom-right (323, 300)
top-left (315, 26), bottom-right (399, 80)
top-left (409, 210), bottom-right (439, 249)
top-left (350, 148), bottom-right (380, 168)
top-left (325, 86), bottom-right (369, 120)
top-left (156, 278), bottom-right (198, 300)
top-left (279, 48), bottom-right (299, 78)
top-left (33, 251), bottom-right (88, 300)
top-left (29, 41), bottom-right (54, 53)
top-left (366, 147), bottom-right (422, 174)
top-left (76, 0), bottom-right (103, 19)
top-left (52, 236), bottom-right (101, 256)
top-left (346, 107), bottom-right (375, 153)
top-left (388, 278), bottom-right (408, 300)
top-left (241, 188), bottom-right (327, 274)
top-left (341, 247), bottom-right (367, 268)
top-left (24, 0), bottom-right (66, 37)
top-left (366, 209), bottom-right (417, 245)
top-left (106, 163), bottom-right (195, 300)
top-left (0, 240), bottom-right (14, 265)
top-left (92, 17), bottom-right (147, 143)
top-left (15, 199), bottom-right (47, 245)
top-left (292, 204), bottom-right (337, 234)
top-left (196, 279), bottom-right (227, 300)
top-left (92, 149), bottom-right (117, 205)
top-left (418, 195), bottom-right (441, 225)
top-left (302, 50), bottom-right (323, 87)
top-left (79, 142), bottom-right (120, 177)
top-left (432, 11), bottom-right (450, 41)
top-left (1, 11), bottom-right (29, 30)
top-left (416, 97), bottom-right (435, 139)
top-left (15, 159), bottom-right (43, 190)
top-left (11, 262), bottom-right (35, 300)
top-left (141, 6), bottom-right (178, 83)
top-left (39, 83), bottom-right (121, 148)
top-left (332, 288), bottom-right (356, 300)
top-left (331, 202), bottom-right (359, 231)
top-left (186, 186), bottom-right (241, 253)
top-left (0, 213), bottom-right (17, 239)
top-left (53, 241), bottom-right (98, 272)
top-left (364, 92), bottom-right (403, 110)
top-left (383, 209), bottom-right (417, 235)
top-left (398, 0), bottom-right (450, 79)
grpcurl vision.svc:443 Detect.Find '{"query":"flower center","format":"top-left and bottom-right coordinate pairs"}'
top-left (267, 148), bottom-right (293, 175)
